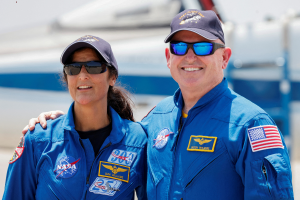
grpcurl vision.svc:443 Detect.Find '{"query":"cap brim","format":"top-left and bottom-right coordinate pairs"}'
top-left (60, 42), bottom-right (109, 65)
top-left (164, 28), bottom-right (218, 43)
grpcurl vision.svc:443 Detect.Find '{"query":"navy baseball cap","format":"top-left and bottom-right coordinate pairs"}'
top-left (61, 35), bottom-right (118, 72)
top-left (164, 9), bottom-right (225, 44)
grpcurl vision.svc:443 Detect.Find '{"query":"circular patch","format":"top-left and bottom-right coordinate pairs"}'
top-left (153, 128), bottom-right (172, 149)
top-left (9, 136), bottom-right (25, 164)
top-left (54, 156), bottom-right (80, 179)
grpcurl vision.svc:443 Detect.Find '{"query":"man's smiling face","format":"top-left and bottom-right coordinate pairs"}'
top-left (165, 30), bottom-right (229, 93)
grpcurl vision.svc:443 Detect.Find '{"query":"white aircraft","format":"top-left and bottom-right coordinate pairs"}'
top-left (0, 0), bottom-right (299, 160)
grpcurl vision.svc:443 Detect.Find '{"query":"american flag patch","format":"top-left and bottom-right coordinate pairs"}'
top-left (247, 125), bottom-right (284, 152)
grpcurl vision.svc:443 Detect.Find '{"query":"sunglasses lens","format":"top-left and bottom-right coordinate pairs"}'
top-left (193, 42), bottom-right (213, 55)
top-left (171, 42), bottom-right (188, 55)
top-left (64, 65), bottom-right (81, 75)
top-left (85, 62), bottom-right (107, 74)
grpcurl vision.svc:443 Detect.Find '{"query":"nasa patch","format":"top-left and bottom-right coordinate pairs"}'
top-left (153, 128), bottom-right (173, 149)
top-left (107, 149), bottom-right (137, 166)
top-left (89, 177), bottom-right (121, 196)
top-left (54, 156), bottom-right (80, 179)
top-left (9, 136), bottom-right (25, 164)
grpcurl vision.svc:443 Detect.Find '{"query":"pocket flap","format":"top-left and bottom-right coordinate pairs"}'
top-left (181, 141), bottom-right (226, 187)
top-left (264, 153), bottom-right (292, 189)
top-left (148, 161), bottom-right (163, 186)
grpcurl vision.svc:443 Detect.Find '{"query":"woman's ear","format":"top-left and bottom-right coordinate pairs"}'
top-left (109, 74), bottom-right (117, 87)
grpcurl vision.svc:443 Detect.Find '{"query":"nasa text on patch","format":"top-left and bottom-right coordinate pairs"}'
top-left (89, 177), bottom-right (122, 196)
top-left (187, 135), bottom-right (217, 152)
top-left (54, 156), bottom-right (80, 178)
top-left (9, 136), bottom-right (25, 164)
top-left (248, 125), bottom-right (284, 152)
top-left (107, 149), bottom-right (137, 166)
top-left (98, 161), bottom-right (130, 183)
top-left (153, 128), bottom-right (173, 149)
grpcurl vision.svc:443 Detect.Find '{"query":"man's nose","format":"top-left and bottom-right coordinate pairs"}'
top-left (185, 48), bottom-right (197, 62)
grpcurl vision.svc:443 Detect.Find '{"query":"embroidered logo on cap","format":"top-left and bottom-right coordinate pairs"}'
top-left (248, 125), bottom-right (284, 152)
top-left (54, 156), bottom-right (80, 178)
top-left (187, 135), bottom-right (217, 152)
top-left (9, 136), bottom-right (25, 164)
top-left (107, 149), bottom-right (137, 166)
top-left (76, 35), bottom-right (99, 42)
top-left (99, 161), bottom-right (130, 183)
top-left (179, 10), bottom-right (204, 25)
top-left (153, 128), bottom-right (174, 149)
top-left (89, 177), bottom-right (122, 196)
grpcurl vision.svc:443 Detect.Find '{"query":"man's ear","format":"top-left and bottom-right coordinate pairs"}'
top-left (222, 47), bottom-right (232, 70)
top-left (165, 48), bottom-right (171, 69)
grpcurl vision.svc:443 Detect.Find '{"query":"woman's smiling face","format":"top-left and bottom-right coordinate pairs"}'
top-left (67, 48), bottom-right (116, 106)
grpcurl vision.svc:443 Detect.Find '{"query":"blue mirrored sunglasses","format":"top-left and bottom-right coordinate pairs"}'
top-left (63, 61), bottom-right (110, 75)
top-left (170, 41), bottom-right (225, 56)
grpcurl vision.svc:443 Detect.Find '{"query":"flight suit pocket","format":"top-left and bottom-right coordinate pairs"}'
top-left (37, 161), bottom-right (75, 200)
top-left (182, 140), bottom-right (244, 200)
top-left (251, 153), bottom-right (293, 199)
top-left (147, 160), bottom-right (164, 200)
top-left (181, 142), bottom-right (227, 189)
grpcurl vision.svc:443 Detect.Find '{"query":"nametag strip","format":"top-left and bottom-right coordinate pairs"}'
top-left (187, 135), bottom-right (217, 152)
top-left (98, 161), bottom-right (130, 183)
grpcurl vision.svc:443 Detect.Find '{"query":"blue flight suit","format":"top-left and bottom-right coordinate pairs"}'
top-left (3, 103), bottom-right (147, 200)
top-left (140, 78), bottom-right (293, 200)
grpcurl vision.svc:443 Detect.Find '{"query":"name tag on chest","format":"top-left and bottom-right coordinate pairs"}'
top-left (187, 135), bottom-right (217, 152)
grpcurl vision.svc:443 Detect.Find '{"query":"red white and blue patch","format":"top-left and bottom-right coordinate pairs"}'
top-left (107, 149), bottom-right (137, 167)
top-left (153, 128), bottom-right (173, 149)
top-left (89, 177), bottom-right (121, 196)
top-left (9, 136), bottom-right (25, 164)
top-left (247, 125), bottom-right (284, 152)
top-left (54, 156), bottom-right (80, 178)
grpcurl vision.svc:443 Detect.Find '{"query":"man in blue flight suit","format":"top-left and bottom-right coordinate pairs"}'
top-left (22, 9), bottom-right (294, 200)
top-left (140, 9), bottom-right (294, 199)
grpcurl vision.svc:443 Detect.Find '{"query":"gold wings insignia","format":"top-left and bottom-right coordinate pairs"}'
top-left (194, 138), bottom-right (212, 145)
top-left (116, 167), bottom-right (128, 173)
top-left (103, 164), bottom-right (114, 172)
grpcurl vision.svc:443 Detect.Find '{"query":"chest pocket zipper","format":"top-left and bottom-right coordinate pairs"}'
top-left (262, 164), bottom-right (272, 196)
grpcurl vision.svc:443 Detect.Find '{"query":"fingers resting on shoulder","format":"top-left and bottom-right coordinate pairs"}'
top-left (21, 110), bottom-right (65, 135)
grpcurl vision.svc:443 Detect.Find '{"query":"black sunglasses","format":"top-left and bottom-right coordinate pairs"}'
top-left (63, 61), bottom-right (110, 75)
top-left (170, 41), bottom-right (225, 56)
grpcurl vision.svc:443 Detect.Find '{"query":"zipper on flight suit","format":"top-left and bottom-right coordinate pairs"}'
top-left (169, 116), bottom-right (184, 200)
top-left (171, 117), bottom-right (183, 151)
top-left (262, 163), bottom-right (272, 196)
top-left (84, 142), bottom-right (112, 199)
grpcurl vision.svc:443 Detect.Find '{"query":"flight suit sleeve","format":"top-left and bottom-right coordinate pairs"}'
top-left (2, 132), bottom-right (37, 199)
top-left (235, 114), bottom-right (294, 200)
top-left (135, 143), bottom-right (148, 200)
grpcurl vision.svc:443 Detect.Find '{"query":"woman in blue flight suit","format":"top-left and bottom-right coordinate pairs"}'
top-left (3, 35), bottom-right (147, 200)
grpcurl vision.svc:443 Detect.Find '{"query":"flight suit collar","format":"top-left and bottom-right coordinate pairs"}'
top-left (107, 106), bottom-right (126, 144)
top-left (62, 102), bottom-right (126, 144)
top-left (62, 102), bottom-right (76, 131)
top-left (173, 78), bottom-right (228, 111)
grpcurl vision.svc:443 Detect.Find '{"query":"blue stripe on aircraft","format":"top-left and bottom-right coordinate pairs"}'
top-left (0, 73), bottom-right (179, 96)
top-left (0, 73), bottom-right (299, 103)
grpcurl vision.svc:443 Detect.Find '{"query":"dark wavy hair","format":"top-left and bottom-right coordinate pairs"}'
top-left (62, 47), bottom-right (135, 121)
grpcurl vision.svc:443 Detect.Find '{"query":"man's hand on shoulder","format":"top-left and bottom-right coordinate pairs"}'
top-left (21, 110), bottom-right (65, 134)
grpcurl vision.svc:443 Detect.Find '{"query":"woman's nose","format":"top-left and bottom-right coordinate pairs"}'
top-left (78, 66), bottom-right (89, 80)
